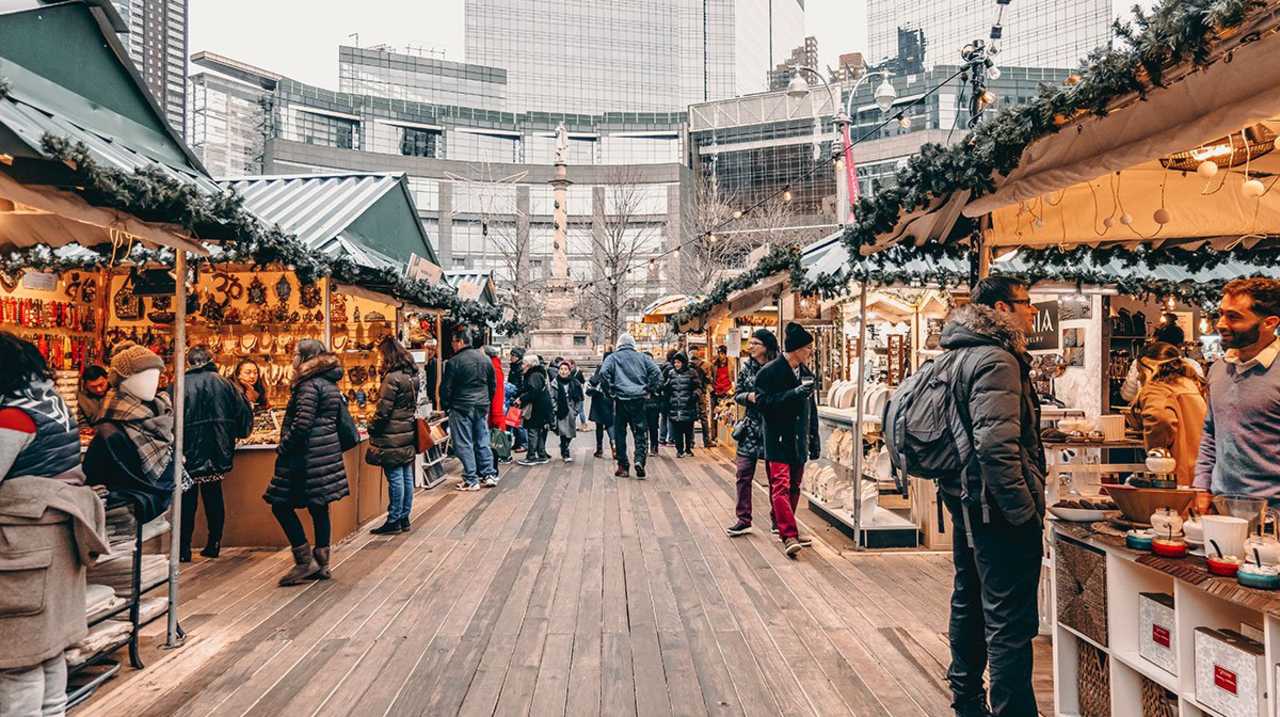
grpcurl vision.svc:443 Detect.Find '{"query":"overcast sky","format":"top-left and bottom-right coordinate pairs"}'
top-left (190, 1), bottom-right (1149, 90)
top-left (190, 0), bottom-right (870, 89)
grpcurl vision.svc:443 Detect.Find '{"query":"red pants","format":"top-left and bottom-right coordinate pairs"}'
top-left (765, 461), bottom-right (804, 540)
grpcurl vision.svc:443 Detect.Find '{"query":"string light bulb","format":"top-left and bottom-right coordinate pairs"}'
top-left (1243, 178), bottom-right (1266, 198)
top-left (733, 210), bottom-right (743, 219)
top-left (1153, 207), bottom-right (1171, 224)
top-left (1102, 216), bottom-right (1115, 229)
top-left (979, 90), bottom-right (997, 108)
top-left (897, 115), bottom-right (911, 130)
top-left (782, 188), bottom-right (793, 203)
top-left (1120, 212), bottom-right (1133, 226)
top-left (1197, 159), bottom-right (1219, 178)
top-left (708, 233), bottom-right (718, 243)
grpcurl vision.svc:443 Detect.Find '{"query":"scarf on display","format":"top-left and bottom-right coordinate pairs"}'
top-left (97, 389), bottom-right (175, 487)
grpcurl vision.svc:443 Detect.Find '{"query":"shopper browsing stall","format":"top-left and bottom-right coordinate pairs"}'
top-left (178, 346), bottom-right (252, 561)
top-left (936, 277), bottom-right (1045, 717)
top-left (754, 322), bottom-right (821, 556)
top-left (263, 340), bottom-right (348, 586)
top-left (0, 333), bottom-right (110, 717)
top-left (440, 328), bottom-right (498, 490)
top-left (1132, 342), bottom-right (1206, 487)
top-left (233, 358), bottom-right (269, 413)
top-left (485, 346), bottom-right (512, 465)
top-left (664, 353), bottom-right (702, 457)
top-left (725, 329), bottom-right (779, 537)
top-left (368, 338), bottom-right (419, 535)
top-left (1194, 279), bottom-right (1280, 509)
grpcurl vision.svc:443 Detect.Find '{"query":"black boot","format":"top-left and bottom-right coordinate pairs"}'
top-left (399, 517), bottom-right (411, 533)
top-left (179, 546), bottom-right (192, 563)
top-left (370, 519), bottom-right (400, 535)
top-left (200, 541), bottom-right (220, 559)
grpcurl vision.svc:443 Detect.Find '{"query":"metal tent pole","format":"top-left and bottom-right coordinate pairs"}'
top-left (165, 249), bottom-right (186, 648)
top-left (850, 282), bottom-right (869, 549)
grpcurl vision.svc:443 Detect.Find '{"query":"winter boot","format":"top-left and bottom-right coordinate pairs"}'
top-left (200, 541), bottom-right (220, 559)
top-left (279, 544), bottom-right (320, 586)
top-left (309, 547), bottom-right (332, 580)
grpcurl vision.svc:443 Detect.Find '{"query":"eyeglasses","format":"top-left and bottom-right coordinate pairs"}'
top-left (1006, 298), bottom-right (1033, 306)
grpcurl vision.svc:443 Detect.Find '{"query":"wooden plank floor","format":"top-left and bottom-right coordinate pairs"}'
top-left (79, 440), bottom-right (1054, 716)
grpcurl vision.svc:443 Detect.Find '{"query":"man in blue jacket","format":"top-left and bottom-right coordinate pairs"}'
top-left (595, 333), bottom-right (661, 478)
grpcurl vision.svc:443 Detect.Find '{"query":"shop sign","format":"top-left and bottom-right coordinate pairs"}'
top-left (22, 271), bottom-right (57, 292)
top-left (1027, 301), bottom-right (1059, 351)
top-left (405, 253), bottom-right (443, 284)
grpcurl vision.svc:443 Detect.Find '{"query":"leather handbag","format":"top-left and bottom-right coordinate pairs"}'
top-left (337, 399), bottom-right (360, 452)
top-left (415, 417), bottom-right (433, 454)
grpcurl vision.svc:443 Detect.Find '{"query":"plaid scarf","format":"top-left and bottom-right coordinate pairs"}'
top-left (98, 389), bottom-right (175, 487)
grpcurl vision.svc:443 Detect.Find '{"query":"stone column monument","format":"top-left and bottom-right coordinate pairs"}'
top-left (527, 123), bottom-right (597, 364)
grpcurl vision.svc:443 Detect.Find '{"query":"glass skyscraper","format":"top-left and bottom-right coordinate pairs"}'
top-left (867, 0), bottom-right (1113, 71)
top-left (464, 0), bottom-right (805, 115)
top-left (111, 0), bottom-right (188, 135)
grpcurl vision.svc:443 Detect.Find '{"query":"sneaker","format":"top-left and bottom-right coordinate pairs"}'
top-left (481, 476), bottom-right (499, 487)
top-left (517, 458), bottom-right (538, 467)
top-left (783, 538), bottom-right (803, 557)
top-left (536, 456), bottom-right (552, 465)
top-left (593, 450), bottom-right (603, 458)
top-left (564, 455), bottom-right (574, 463)
top-left (635, 465), bottom-right (646, 479)
top-left (770, 527), bottom-right (780, 536)
top-left (796, 535), bottom-right (814, 547)
top-left (614, 467), bottom-right (629, 478)
top-left (399, 517), bottom-right (410, 532)
top-left (725, 521), bottom-right (752, 537)
top-left (513, 446), bottom-right (527, 453)
top-left (456, 482), bottom-right (481, 492)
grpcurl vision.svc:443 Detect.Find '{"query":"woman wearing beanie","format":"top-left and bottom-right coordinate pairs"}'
top-left (725, 328), bottom-right (779, 537)
top-left (0, 333), bottom-right (110, 716)
top-left (663, 352), bottom-right (702, 457)
top-left (753, 323), bottom-right (821, 556)
top-left (264, 339), bottom-right (349, 585)
top-left (368, 337), bottom-right (419, 536)
top-left (83, 340), bottom-right (179, 522)
top-left (552, 361), bottom-right (584, 462)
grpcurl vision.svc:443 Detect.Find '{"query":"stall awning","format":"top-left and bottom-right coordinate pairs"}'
top-left (222, 172), bottom-right (439, 270)
top-left (964, 6), bottom-right (1280, 247)
top-left (445, 270), bottom-right (497, 305)
top-left (642, 294), bottom-right (696, 324)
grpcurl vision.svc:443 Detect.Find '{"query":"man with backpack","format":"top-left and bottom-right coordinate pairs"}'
top-left (754, 322), bottom-right (821, 557)
top-left (887, 276), bottom-right (1044, 717)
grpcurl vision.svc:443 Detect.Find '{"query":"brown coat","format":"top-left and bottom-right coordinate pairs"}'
top-left (0, 474), bottom-right (110, 669)
top-left (1136, 377), bottom-right (1208, 487)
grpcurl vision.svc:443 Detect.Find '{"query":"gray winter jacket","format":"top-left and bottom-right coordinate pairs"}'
top-left (939, 304), bottom-right (1046, 527)
top-left (596, 346), bottom-right (661, 401)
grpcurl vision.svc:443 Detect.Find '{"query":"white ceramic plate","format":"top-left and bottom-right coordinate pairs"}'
top-left (1048, 506), bottom-right (1118, 522)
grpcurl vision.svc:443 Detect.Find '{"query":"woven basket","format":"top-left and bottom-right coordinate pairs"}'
top-left (1056, 536), bottom-right (1109, 646)
top-left (1078, 641), bottom-right (1111, 717)
top-left (1140, 675), bottom-right (1177, 717)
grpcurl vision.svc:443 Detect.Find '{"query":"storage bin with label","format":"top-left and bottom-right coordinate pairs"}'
top-left (1194, 627), bottom-right (1266, 717)
top-left (1139, 592), bottom-right (1176, 675)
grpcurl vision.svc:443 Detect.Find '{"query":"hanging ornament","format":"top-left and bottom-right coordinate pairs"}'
top-left (1153, 208), bottom-right (1171, 224)
top-left (1120, 212), bottom-right (1133, 226)
top-left (1197, 160), bottom-right (1219, 178)
top-left (1243, 178), bottom-right (1266, 198)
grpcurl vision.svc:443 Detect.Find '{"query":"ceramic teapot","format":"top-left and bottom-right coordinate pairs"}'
top-left (1150, 507), bottom-right (1184, 537)
top-left (1145, 447), bottom-right (1177, 477)
top-left (1244, 516), bottom-right (1280, 566)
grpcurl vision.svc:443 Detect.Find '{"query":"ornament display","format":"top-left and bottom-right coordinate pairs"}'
top-left (274, 275), bottom-right (292, 303)
top-left (247, 276), bottom-right (267, 304)
top-left (299, 282), bottom-right (321, 308)
top-left (113, 279), bottom-right (142, 320)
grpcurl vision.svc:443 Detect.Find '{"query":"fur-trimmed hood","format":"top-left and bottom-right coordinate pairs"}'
top-left (940, 303), bottom-right (1028, 355)
top-left (293, 353), bottom-right (343, 386)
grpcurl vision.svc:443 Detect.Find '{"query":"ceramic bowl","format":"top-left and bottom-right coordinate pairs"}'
top-left (1237, 563), bottom-right (1280, 590)
top-left (1207, 554), bottom-right (1242, 577)
top-left (1151, 537), bottom-right (1187, 558)
top-left (1126, 529), bottom-right (1155, 551)
top-left (1047, 505), bottom-right (1117, 523)
top-left (1101, 484), bottom-right (1199, 524)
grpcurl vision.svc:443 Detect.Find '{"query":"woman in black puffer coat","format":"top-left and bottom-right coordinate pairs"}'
top-left (265, 339), bottom-right (349, 586)
top-left (516, 355), bottom-right (553, 464)
top-left (368, 337), bottom-right (420, 536)
top-left (663, 352), bottom-right (702, 457)
top-left (725, 328), bottom-right (779, 537)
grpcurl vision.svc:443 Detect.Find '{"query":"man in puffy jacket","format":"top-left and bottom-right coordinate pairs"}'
top-left (441, 328), bottom-right (498, 490)
top-left (937, 276), bottom-right (1045, 717)
top-left (595, 333), bottom-right (661, 478)
top-left (179, 345), bottom-right (251, 562)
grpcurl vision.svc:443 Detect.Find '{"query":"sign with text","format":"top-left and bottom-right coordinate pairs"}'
top-left (1027, 301), bottom-right (1059, 351)
top-left (405, 253), bottom-right (443, 284)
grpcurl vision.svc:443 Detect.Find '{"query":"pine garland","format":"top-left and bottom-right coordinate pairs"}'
top-left (669, 245), bottom-right (802, 329)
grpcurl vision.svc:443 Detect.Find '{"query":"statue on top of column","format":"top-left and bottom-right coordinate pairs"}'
top-left (553, 122), bottom-right (569, 165)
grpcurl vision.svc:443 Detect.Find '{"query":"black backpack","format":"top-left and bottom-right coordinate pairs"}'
top-left (881, 350), bottom-right (974, 493)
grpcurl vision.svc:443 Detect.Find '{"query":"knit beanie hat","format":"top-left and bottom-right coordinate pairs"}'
top-left (109, 341), bottom-right (164, 386)
top-left (752, 328), bottom-right (779, 355)
top-left (783, 322), bottom-right (814, 352)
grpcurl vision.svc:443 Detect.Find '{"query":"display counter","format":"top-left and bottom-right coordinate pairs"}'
top-left (1050, 520), bottom-right (1280, 717)
top-left (187, 439), bottom-right (388, 549)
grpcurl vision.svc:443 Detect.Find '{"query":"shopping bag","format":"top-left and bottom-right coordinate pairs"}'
top-left (415, 417), bottom-right (433, 454)
top-left (490, 428), bottom-right (513, 462)
top-left (504, 405), bottom-right (523, 428)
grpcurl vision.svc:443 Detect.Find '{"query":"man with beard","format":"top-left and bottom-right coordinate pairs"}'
top-left (1195, 279), bottom-right (1280, 510)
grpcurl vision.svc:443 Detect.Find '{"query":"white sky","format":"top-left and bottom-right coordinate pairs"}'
top-left (190, 1), bottom-right (1148, 91)
top-left (189, 0), bottom-right (869, 90)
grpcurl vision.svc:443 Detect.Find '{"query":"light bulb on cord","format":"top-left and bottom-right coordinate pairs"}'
top-left (897, 115), bottom-right (911, 130)
top-left (1243, 178), bottom-right (1266, 198)
top-left (1102, 216), bottom-right (1115, 229)
top-left (708, 233), bottom-right (717, 243)
top-left (1153, 207), bottom-right (1171, 224)
top-left (782, 189), bottom-right (793, 202)
top-left (1197, 159), bottom-right (1219, 178)
top-left (733, 210), bottom-right (743, 219)
top-left (979, 90), bottom-right (997, 107)
top-left (1120, 212), bottom-right (1133, 226)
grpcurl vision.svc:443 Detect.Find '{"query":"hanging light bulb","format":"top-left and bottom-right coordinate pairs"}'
top-left (1197, 159), bottom-right (1219, 178)
top-left (979, 90), bottom-right (997, 108)
top-left (897, 115), bottom-right (911, 130)
top-left (708, 233), bottom-right (718, 243)
top-left (782, 189), bottom-right (793, 202)
top-left (1243, 178), bottom-right (1266, 198)
top-left (1102, 216), bottom-right (1115, 229)
top-left (1200, 317), bottom-right (1212, 334)
top-left (1165, 296), bottom-right (1177, 311)
top-left (986, 64), bottom-right (1001, 81)
top-left (733, 210), bottom-right (743, 219)
top-left (1153, 207), bottom-right (1171, 225)
top-left (1120, 212), bottom-right (1134, 226)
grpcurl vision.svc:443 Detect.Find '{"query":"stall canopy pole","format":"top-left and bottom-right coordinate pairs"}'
top-left (165, 249), bottom-right (187, 648)
top-left (850, 282), bottom-right (869, 549)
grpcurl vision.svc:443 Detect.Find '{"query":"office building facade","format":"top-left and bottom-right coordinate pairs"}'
top-left (866, 0), bottom-right (1112, 70)
top-left (111, 0), bottom-right (187, 135)
top-left (188, 52), bottom-right (686, 317)
top-left (463, 0), bottom-right (805, 115)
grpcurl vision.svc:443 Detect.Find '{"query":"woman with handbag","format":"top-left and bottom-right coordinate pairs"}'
top-left (369, 337), bottom-right (419, 536)
top-left (552, 361), bottom-right (584, 462)
top-left (264, 339), bottom-right (349, 585)
top-left (725, 329), bottom-right (779, 537)
top-left (515, 354), bottom-right (552, 466)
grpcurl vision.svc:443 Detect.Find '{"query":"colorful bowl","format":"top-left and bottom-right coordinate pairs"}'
top-left (1126, 529), bottom-right (1155, 551)
top-left (1152, 537), bottom-right (1187, 558)
top-left (1237, 563), bottom-right (1280, 590)
top-left (1208, 554), bottom-right (1242, 577)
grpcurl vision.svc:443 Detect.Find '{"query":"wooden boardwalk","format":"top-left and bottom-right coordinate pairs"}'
top-left (79, 441), bottom-right (1050, 716)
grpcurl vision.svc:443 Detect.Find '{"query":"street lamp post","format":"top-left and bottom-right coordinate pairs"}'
top-left (787, 65), bottom-right (899, 227)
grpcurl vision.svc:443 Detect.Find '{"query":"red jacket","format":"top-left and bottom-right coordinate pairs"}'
top-left (488, 356), bottom-right (506, 429)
